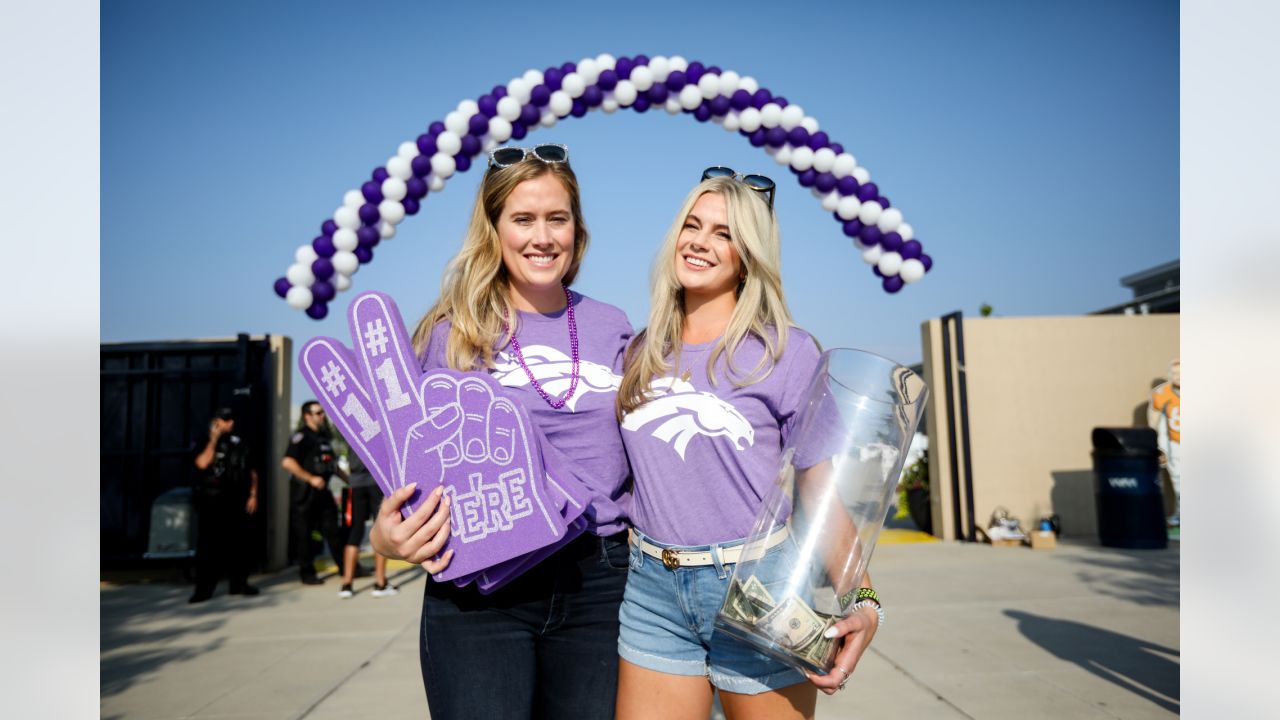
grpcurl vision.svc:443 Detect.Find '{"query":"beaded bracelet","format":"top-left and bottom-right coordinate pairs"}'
top-left (852, 599), bottom-right (885, 628)
top-left (840, 586), bottom-right (881, 608)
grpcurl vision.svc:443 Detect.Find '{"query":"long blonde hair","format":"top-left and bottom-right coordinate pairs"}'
top-left (617, 177), bottom-right (794, 418)
top-left (411, 159), bottom-right (590, 371)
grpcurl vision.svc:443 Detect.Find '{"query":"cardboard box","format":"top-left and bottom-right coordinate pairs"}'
top-left (1029, 531), bottom-right (1057, 550)
top-left (991, 538), bottom-right (1023, 548)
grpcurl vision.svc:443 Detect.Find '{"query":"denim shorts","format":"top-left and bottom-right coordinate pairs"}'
top-left (617, 529), bottom-right (806, 695)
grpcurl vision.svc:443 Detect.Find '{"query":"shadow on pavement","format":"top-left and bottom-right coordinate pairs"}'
top-left (1068, 548), bottom-right (1179, 607)
top-left (1004, 610), bottom-right (1179, 714)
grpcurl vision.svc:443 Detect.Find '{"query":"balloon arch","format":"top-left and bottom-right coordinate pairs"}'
top-left (273, 53), bottom-right (934, 319)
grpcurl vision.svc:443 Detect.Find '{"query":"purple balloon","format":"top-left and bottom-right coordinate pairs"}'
top-left (597, 69), bottom-right (618, 91)
top-left (402, 197), bottom-right (421, 215)
top-left (571, 99), bottom-right (587, 118)
top-left (872, 266), bottom-right (884, 278)
top-left (411, 154), bottom-right (432, 178)
top-left (519, 104), bottom-right (540, 126)
top-left (859, 225), bottom-right (883, 245)
top-left (305, 302), bottom-right (329, 320)
top-left (693, 105), bottom-right (711, 122)
top-left (797, 169), bottom-right (817, 187)
top-left (808, 131), bottom-right (830, 150)
top-left (748, 128), bottom-right (768, 147)
top-left (632, 96), bottom-right (651, 113)
top-left (899, 239), bottom-right (922, 259)
top-left (877, 196), bottom-right (891, 208)
top-left (311, 279), bottom-right (335, 302)
top-left (357, 226), bottom-right (379, 246)
top-left (321, 220), bottom-right (338, 237)
top-left (709, 96), bottom-right (730, 116)
top-left (358, 203), bottom-right (381, 226)
top-left (406, 176), bottom-right (427, 199)
top-left (511, 122), bottom-right (528, 140)
top-left (355, 246), bottom-right (373, 264)
top-left (751, 88), bottom-right (772, 109)
top-left (686, 62), bottom-right (705, 84)
top-left (461, 134), bottom-right (481, 157)
top-left (372, 167), bottom-right (389, 183)
top-left (787, 126), bottom-right (810, 147)
top-left (313, 235), bottom-right (336, 257)
top-left (416, 133), bottom-right (436, 156)
top-left (361, 180), bottom-right (383, 204)
top-left (765, 127), bottom-right (788, 147)
top-left (814, 173), bottom-right (837, 193)
top-left (837, 176), bottom-right (859, 196)
top-left (773, 96), bottom-right (788, 108)
top-left (880, 231), bottom-right (902, 252)
top-left (856, 183), bottom-right (879, 202)
top-left (478, 95), bottom-right (498, 118)
top-left (468, 113), bottom-right (489, 136)
top-left (544, 67), bottom-right (564, 91)
top-left (647, 84), bottom-right (669, 103)
top-left (829, 142), bottom-right (844, 155)
top-left (273, 277), bottom-right (291, 298)
top-left (665, 70), bottom-right (687, 91)
top-left (706, 65), bottom-right (722, 75)
top-left (560, 61), bottom-right (576, 74)
top-left (491, 85), bottom-right (507, 99)
top-left (633, 54), bottom-right (649, 65)
top-left (730, 89), bottom-right (752, 111)
top-left (615, 57), bottom-right (634, 79)
top-left (455, 154), bottom-right (472, 173)
top-left (530, 84), bottom-right (551, 107)
top-left (842, 219), bottom-right (863, 238)
top-left (583, 86), bottom-right (603, 107)
top-left (883, 276), bottom-right (904, 294)
top-left (429, 121), bottom-right (446, 135)
top-left (920, 253), bottom-right (933, 272)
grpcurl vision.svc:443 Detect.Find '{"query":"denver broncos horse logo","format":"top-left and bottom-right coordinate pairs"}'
top-left (621, 377), bottom-right (755, 459)
top-left (492, 345), bottom-right (622, 412)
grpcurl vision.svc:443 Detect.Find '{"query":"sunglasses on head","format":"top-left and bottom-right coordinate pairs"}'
top-left (702, 166), bottom-right (776, 210)
top-left (488, 143), bottom-right (570, 169)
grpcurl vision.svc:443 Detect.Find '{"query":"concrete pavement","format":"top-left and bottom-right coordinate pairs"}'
top-left (101, 539), bottom-right (1178, 719)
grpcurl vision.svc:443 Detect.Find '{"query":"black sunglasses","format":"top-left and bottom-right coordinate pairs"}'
top-left (488, 143), bottom-right (570, 169)
top-left (702, 166), bottom-right (776, 210)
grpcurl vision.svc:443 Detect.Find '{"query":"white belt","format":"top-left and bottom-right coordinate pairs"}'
top-left (632, 527), bottom-right (790, 570)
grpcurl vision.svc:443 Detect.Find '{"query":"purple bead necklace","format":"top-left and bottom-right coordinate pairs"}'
top-left (503, 284), bottom-right (580, 410)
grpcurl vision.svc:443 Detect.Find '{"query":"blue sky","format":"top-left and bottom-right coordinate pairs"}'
top-left (101, 0), bottom-right (1178, 401)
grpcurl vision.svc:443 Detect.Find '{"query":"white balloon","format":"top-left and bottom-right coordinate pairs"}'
top-left (836, 196), bottom-right (862, 221)
top-left (811, 186), bottom-right (825, 199)
top-left (332, 251), bottom-right (359, 276)
top-left (852, 236), bottom-right (868, 251)
top-left (561, 72), bottom-right (586, 98)
top-left (613, 80), bottom-right (637, 106)
top-left (549, 90), bottom-right (572, 117)
top-left (427, 175), bottom-right (445, 192)
top-left (286, 261), bottom-right (314, 286)
top-left (378, 220), bottom-right (397, 238)
top-left (789, 146), bottom-right (815, 172)
top-left (900, 258), bottom-right (925, 283)
top-left (812, 148), bottom-right (836, 173)
top-left (897, 222), bottom-right (914, 241)
top-left (821, 191), bottom-right (841, 212)
top-left (800, 116), bottom-right (819, 134)
top-left (877, 207), bottom-right (903, 233)
top-left (698, 73), bottom-right (720, 100)
top-left (601, 96), bottom-right (619, 113)
top-left (668, 55), bottom-right (688, 72)
top-left (780, 105), bottom-right (804, 131)
top-left (678, 84), bottom-right (703, 110)
top-left (485, 117), bottom-right (510, 143)
top-left (665, 98), bottom-right (682, 114)
top-left (861, 245), bottom-right (883, 265)
top-left (595, 53), bottom-right (616, 71)
top-left (379, 199), bottom-right (405, 225)
top-left (435, 131), bottom-right (462, 156)
top-left (444, 110), bottom-right (469, 136)
top-left (630, 65), bottom-right (654, 92)
top-left (878, 252), bottom-right (904, 277)
top-left (738, 75), bottom-right (759, 94)
top-left (832, 153), bottom-right (857, 178)
top-left (496, 96), bottom-right (522, 121)
top-left (295, 245), bottom-right (318, 265)
top-left (386, 156), bottom-right (413, 181)
top-left (759, 103), bottom-right (782, 128)
top-left (286, 285), bottom-right (313, 309)
top-left (738, 107), bottom-right (762, 133)
top-left (722, 111), bottom-right (740, 132)
top-left (852, 167), bottom-right (871, 184)
top-left (718, 71), bottom-right (741, 96)
top-left (381, 177), bottom-right (407, 202)
top-left (482, 136), bottom-right (498, 153)
top-left (858, 200), bottom-right (883, 225)
top-left (764, 145), bottom-right (778, 157)
top-left (507, 77), bottom-right (531, 105)
top-left (774, 144), bottom-right (793, 166)
top-left (334, 206), bottom-right (360, 230)
top-left (522, 69), bottom-right (544, 87)
top-left (333, 228), bottom-right (358, 252)
top-left (397, 141), bottom-right (419, 160)
top-left (577, 58), bottom-right (599, 84)
top-left (457, 98), bottom-right (480, 116)
top-left (343, 189), bottom-right (364, 208)
top-left (334, 274), bottom-right (352, 291)
top-left (431, 153), bottom-right (456, 179)
top-left (648, 56), bottom-right (670, 82)
top-left (540, 110), bottom-right (557, 128)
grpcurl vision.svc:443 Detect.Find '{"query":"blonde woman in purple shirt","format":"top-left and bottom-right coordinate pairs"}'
top-left (614, 172), bottom-right (879, 720)
top-left (369, 144), bottom-right (634, 720)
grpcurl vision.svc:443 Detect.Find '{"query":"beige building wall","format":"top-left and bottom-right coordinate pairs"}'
top-left (921, 315), bottom-right (1179, 540)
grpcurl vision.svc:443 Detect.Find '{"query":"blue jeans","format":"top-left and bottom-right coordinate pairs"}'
top-left (420, 532), bottom-right (628, 719)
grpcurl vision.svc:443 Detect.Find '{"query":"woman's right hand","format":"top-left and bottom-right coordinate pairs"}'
top-left (370, 483), bottom-right (454, 574)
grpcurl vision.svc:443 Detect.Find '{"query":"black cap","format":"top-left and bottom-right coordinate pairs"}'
top-left (214, 407), bottom-right (235, 421)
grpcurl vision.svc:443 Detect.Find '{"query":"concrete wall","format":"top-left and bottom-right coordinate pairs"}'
top-left (921, 315), bottom-right (1179, 541)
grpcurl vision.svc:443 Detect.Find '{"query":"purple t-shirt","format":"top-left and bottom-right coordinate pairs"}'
top-left (621, 327), bottom-right (823, 546)
top-left (420, 291), bottom-right (634, 536)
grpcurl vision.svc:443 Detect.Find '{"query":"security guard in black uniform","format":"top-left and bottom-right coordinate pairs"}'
top-left (281, 400), bottom-right (348, 585)
top-left (190, 407), bottom-right (260, 603)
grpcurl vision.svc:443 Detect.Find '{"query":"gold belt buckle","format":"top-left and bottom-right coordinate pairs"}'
top-left (661, 548), bottom-right (680, 569)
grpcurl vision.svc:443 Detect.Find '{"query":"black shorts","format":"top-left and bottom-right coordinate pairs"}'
top-left (341, 485), bottom-right (382, 546)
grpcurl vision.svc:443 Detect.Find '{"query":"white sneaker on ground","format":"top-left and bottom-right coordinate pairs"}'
top-left (337, 583), bottom-right (354, 599)
top-left (370, 584), bottom-right (399, 598)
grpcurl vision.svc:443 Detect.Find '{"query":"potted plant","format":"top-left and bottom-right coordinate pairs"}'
top-left (895, 434), bottom-right (931, 534)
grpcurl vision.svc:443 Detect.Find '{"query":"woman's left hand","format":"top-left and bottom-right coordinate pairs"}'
top-left (804, 604), bottom-right (879, 695)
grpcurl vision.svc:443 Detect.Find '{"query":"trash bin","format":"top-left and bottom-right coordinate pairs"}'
top-left (1092, 427), bottom-right (1166, 549)
top-left (143, 487), bottom-right (198, 559)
